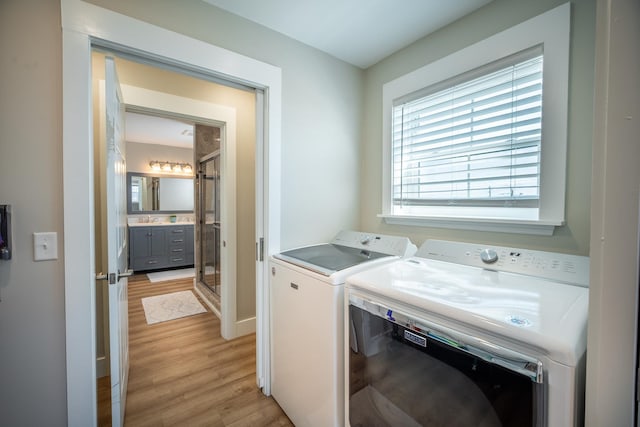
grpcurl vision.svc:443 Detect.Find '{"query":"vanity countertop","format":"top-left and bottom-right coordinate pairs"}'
top-left (128, 221), bottom-right (194, 227)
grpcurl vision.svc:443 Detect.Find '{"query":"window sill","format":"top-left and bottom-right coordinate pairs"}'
top-left (378, 214), bottom-right (562, 236)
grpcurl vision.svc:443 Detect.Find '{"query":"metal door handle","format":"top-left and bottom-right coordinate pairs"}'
top-left (95, 269), bottom-right (133, 284)
top-left (119, 269), bottom-right (134, 278)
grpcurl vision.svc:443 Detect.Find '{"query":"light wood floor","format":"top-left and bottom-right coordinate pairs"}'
top-left (98, 273), bottom-right (293, 426)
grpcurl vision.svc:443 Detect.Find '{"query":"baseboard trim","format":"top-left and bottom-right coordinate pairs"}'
top-left (96, 355), bottom-right (108, 378)
top-left (193, 281), bottom-right (255, 338)
top-left (236, 316), bottom-right (256, 336)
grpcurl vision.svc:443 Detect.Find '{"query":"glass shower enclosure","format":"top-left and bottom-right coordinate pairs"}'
top-left (199, 153), bottom-right (221, 297)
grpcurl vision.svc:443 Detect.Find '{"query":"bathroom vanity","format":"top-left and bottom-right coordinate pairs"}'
top-left (128, 223), bottom-right (194, 271)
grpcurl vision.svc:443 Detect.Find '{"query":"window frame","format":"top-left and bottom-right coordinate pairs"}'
top-left (380, 3), bottom-right (570, 236)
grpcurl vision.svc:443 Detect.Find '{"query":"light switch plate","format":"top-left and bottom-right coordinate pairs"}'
top-left (34, 232), bottom-right (58, 261)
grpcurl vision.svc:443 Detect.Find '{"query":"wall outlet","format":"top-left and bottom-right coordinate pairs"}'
top-left (34, 232), bottom-right (58, 261)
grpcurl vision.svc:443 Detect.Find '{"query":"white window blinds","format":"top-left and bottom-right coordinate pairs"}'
top-left (392, 51), bottom-right (543, 209)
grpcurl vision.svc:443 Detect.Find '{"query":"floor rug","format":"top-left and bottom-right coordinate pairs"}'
top-left (141, 290), bottom-right (207, 325)
top-left (146, 268), bottom-right (195, 283)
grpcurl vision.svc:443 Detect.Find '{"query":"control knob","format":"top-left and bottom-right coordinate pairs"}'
top-left (480, 248), bottom-right (498, 264)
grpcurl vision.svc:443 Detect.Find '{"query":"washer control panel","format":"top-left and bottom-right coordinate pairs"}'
top-left (417, 239), bottom-right (590, 287)
top-left (331, 230), bottom-right (417, 257)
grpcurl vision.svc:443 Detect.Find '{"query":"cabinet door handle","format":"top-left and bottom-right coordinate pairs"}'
top-left (172, 230), bottom-right (184, 233)
top-left (172, 239), bottom-right (184, 243)
top-left (148, 260), bottom-right (158, 264)
top-left (171, 257), bottom-right (184, 262)
top-left (172, 249), bottom-right (184, 253)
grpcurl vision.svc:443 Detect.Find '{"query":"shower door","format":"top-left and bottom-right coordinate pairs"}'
top-left (199, 153), bottom-right (221, 296)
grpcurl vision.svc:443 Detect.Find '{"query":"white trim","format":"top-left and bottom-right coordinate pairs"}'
top-left (236, 316), bottom-right (257, 337)
top-left (381, 3), bottom-right (570, 234)
top-left (379, 214), bottom-right (558, 236)
top-left (254, 89), bottom-right (270, 392)
top-left (62, 1), bottom-right (282, 424)
top-left (95, 356), bottom-right (107, 378)
top-left (63, 26), bottom-right (97, 425)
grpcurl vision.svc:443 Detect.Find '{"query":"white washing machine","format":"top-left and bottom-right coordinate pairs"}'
top-left (344, 239), bottom-right (589, 427)
top-left (270, 230), bottom-right (416, 427)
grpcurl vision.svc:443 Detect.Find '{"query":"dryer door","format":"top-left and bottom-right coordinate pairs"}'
top-left (348, 295), bottom-right (544, 427)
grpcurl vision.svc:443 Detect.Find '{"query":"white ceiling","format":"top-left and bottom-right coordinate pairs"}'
top-left (125, 112), bottom-right (194, 149)
top-left (202, 0), bottom-right (492, 68)
top-left (127, 1), bottom-right (493, 146)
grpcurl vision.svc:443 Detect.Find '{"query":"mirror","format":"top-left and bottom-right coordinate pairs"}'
top-left (127, 172), bottom-right (194, 213)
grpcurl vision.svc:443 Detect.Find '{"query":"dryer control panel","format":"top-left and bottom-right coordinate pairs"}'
top-left (417, 239), bottom-right (590, 287)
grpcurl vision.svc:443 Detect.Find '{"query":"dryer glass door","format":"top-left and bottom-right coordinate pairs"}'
top-left (348, 298), bottom-right (544, 427)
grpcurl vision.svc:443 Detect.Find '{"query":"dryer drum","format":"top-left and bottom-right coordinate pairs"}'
top-left (348, 303), bottom-right (544, 427)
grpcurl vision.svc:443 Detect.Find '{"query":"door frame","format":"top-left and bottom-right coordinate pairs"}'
top-left (61, 1), bottom-right (282, 424)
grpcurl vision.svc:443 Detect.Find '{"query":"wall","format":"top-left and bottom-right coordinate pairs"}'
top-left (0, 1), bottom-right (67, 426)
top-left (86, 0), bottom-right (364, 250)
top-left (586, 0), bottom-right (640, 424)
top-left (126, 141), bottom-right (193, 173)
top-left (360, 0), bottom-right (596, 256)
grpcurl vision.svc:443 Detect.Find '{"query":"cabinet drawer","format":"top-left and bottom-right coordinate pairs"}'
top-left (131, 256), bottom-right (167, 271)
top-left (168, 246), bottom-right (186, 255)
top-left (168, 255), bottom-right (188, 266)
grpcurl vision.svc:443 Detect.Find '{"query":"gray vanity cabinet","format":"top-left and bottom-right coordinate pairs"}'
top-left (128, 225), bottom-right (194, 271)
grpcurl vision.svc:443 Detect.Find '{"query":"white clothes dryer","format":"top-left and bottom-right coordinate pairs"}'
top-left (270, 230), bottom-right (416, 427)
top-left (345, 239), bottom-right (589, 427)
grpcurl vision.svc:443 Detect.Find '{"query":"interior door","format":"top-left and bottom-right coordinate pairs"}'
top-left (105, 56), bottom-right (130, 427)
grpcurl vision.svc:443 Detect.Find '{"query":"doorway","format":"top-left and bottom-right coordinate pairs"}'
top-left (91, 49), bottom-right (262, 422)
top-left (63, 4), bottom-right (282, 421)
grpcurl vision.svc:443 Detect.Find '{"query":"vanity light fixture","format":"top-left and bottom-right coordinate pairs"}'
top-left (149, 160), bottom-right (194, 175)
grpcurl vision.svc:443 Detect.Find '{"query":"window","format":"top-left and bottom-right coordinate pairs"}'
top-left (394, 49), bottom-right (543, 209)
top-left (381, 3), bottom-right (570, 235)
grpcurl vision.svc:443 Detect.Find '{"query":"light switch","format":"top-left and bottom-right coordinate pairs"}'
top-left (34, 232), bottom-right (58, 261)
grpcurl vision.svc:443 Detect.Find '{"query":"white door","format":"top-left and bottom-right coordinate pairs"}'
top-left (105, 56), bottom-right (131, 427)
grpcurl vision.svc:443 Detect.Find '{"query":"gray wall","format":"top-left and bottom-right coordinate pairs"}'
top-left (586, 0), bottom-right (640, 424)
top-left (1, 1), bottom-right (362, 424)
top-left (0, 1), bottom-right (67, 426)
top-left (3, 0), bottom-right (633, 425)
top-left (360, 0), bottom-right (596, 256)
top-left (87, 0), bottom-right (364, 250)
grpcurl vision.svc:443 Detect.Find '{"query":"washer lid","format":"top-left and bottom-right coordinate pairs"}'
top-left (275, 244), bottom-right (389, 276)
top-left (346, 257), bottom-right (589, 366)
